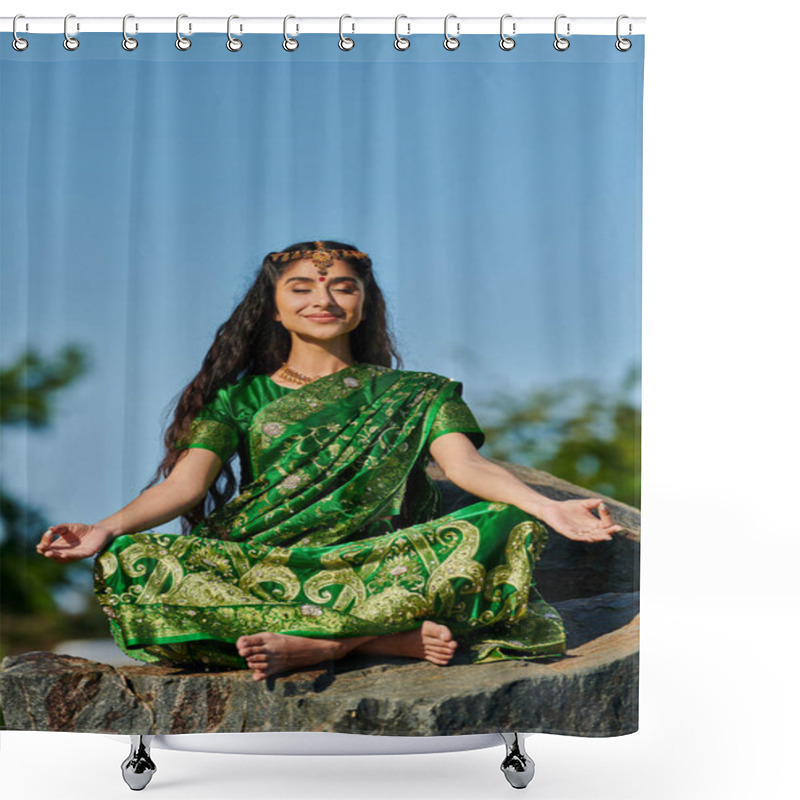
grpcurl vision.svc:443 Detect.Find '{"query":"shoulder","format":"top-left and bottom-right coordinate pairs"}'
top-left (365, 364), bottom-right (456, 384)
top-left (205, 373), bottom-right (273, 410)
top-left (403, 369), bottom-right (465, 392)
top-left (356, 364), bottom-right (464, 398)
top-left (209, 374), bottom-right (255, 398)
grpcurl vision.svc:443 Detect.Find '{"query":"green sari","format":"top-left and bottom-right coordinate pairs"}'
top-left (93, 363), bottom-right (567, 668)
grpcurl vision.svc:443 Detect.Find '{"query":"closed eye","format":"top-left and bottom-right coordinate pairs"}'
top-left (291, 288), bottom-right (356, 294)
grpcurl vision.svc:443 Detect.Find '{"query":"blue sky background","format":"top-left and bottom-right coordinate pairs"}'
top-left (1, 33), bottom-right (643, 535)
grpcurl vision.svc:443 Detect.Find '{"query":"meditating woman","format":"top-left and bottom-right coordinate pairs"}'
top-left (36, 240), bottom-right (621, 681)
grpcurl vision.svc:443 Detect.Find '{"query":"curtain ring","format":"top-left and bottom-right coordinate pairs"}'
top-left (176, 14), bottom-right (191, 51)
top-left (499, 14), bottom-right (516, 50)
top-left (63, 13), bottom-right (79, 51)
top-left (227, 15), bottom-right (243, 51)
top-left (443, 14), bottom-right (460, 51)
top-left (12, 14), bottom-right (29, 51)
top-left (394, 15), bottom-right (410, 50)
top-left (339, 14), bottom-right (355, 50)
top-left (615, 15), bottom-right (632, 51)
top-left (122, 15), bottom-right (138, 51)
top-left (283, 15), bottom-right (299, 51)
top-left (553, 14), bottom-right (570, 51)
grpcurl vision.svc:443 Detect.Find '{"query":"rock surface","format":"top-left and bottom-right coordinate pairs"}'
top-left (1, 462), bottom-right (640, 736)
top-left (0, 593), bottom-right (638, 736)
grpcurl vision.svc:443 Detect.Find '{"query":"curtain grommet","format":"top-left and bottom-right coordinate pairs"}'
top-left (122, 15), bottom-right (138, 51)
top-left (175, 14), bottom-right (191, 51)
top-left (12, 14), bottom-right (29, 51)
top-left (339, 15), bottom-right (355, 50)
top-left (283, 15), bottom-right (299, 51)
top-left (499, 14), bottom-right (516, 51)
top-left (63, 13), bottom-right (80, 51)
top-left (553, 15), bottom-right (570, 51)
top-left (443, 14), bottom-right (460, 51)
top-left (226, 15), bottom-right (243, 52)
top-left (394, 15), bottom-right (411, 50)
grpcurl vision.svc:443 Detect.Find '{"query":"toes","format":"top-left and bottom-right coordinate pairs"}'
top-left (423, 635), bottom-right (457, 650)
top-left (432, 627), bottom-right (452, 643)
top-left (421, 620), bottom-right (454, 643)
top-left (239, 640), bottom-right (273, 658)
top-left (237, 637), bottom-right (254, 655)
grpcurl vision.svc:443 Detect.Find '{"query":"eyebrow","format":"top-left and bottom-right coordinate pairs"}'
top-left (285, 276), bottom-right (360, 285)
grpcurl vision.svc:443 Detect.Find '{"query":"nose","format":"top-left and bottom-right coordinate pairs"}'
top-left (311, 286), bottom-right (339, 308)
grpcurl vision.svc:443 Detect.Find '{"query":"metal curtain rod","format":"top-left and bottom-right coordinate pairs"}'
top-left (1, 16), bottom-right (646, 35)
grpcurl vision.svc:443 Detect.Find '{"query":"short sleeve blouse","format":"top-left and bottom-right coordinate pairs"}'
top-left (425, 383), bottom-right (486, 451)
top-left (174, 384), bottom-right (241, 463)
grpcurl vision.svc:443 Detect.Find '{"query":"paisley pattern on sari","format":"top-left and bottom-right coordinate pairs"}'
top-left (93, 363), bottom-right (567, 668)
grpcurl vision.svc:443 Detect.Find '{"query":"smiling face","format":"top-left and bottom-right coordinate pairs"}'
top-left (272, 258), bottom-right (366, 342)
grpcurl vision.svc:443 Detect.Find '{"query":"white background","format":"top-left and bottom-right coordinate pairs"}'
top-left (2, 1), bottom-right (798, 798)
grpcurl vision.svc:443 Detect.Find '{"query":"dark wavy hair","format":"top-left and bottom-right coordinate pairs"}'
top-left (143, 240), bottom-right (403, 532)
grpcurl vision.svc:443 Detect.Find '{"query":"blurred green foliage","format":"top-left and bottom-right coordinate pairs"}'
top-left (0, 345), bottom-right (108, 658)
top-left (0, 346), bottom-right (88, 428)
top-left (480, 363), bottom-right (641, 508)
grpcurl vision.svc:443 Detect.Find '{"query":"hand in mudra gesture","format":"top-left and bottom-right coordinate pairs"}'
top-left (539, 498), bottom-right (623, 543)
top-left (36, 523), bottom-right (115, 562)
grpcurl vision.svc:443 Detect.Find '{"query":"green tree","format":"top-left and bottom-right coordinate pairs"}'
top-left (0, 345), bottom-right (108, 656)
top-left (479, 364), bottom-right (640, 508)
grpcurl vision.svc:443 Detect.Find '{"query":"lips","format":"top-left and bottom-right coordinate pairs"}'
top-left (305, 315), bottom-right (341, 321)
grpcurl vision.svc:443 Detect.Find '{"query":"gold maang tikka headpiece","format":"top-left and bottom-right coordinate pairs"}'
top-left (266, 241), bottom-right (370, 276)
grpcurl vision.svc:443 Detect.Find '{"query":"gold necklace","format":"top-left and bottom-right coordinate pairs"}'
top-left (277, 362), bottom-right (318, 385)
top-left (277, 361), bottom-right (358, 386)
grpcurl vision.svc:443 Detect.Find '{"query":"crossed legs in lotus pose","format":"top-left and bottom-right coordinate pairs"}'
top-left (236, 620), bottom-right (458, 681)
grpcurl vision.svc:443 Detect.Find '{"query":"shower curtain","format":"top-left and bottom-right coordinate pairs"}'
top-left (0, 27), bottom-right (643, 738)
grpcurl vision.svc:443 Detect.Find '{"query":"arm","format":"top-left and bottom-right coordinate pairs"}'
top-left (36, 448), bottom-right (224, 561)
top-left (429, 432), bottom-right (623, 542)
top-left (97, 448), bottom-right (223, 537)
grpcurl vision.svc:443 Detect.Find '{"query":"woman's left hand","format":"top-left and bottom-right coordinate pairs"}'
top-left (537, 498), bottom-right (623, 543)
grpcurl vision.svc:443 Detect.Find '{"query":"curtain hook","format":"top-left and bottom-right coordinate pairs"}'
top-left (12, 14), bottom-right (29, 51)
top-left (283, 15), bottom-right (299, 51)
top-left (615, 15), bottom-right (632, 51)
top-left (394, 14), bottom-right (410, 50)
top-left (339, 14), bottom-right (355, 50)
top-left (499, 13), bottom-right (516, 51)
top-left (122, 15), bottom-right (138, 51)
top-left (227, 15), bottom-right (243, 51)
top-left (176, 14), bottom-right (191, 51)
top-left (443, 13), bottom-right (460, 51)
top-left (553, 14), bottom-right (570, 51)
top-left (63, 13), bottom-right (80, 51)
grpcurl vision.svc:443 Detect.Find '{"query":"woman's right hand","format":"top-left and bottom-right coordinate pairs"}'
top-left (36, 523), bottom-right (116, 562)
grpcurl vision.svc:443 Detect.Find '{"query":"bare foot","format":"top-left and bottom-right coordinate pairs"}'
top-left (236, 632), bottom-right (375, 681)
top-left (352, 620), bottom-right (458, 666)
